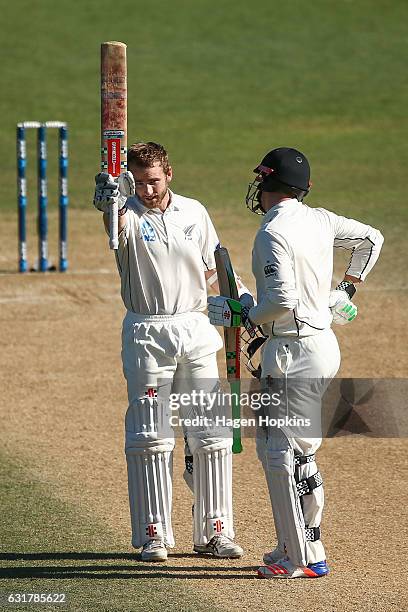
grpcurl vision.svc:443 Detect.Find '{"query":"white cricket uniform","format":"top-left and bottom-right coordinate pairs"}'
top-left (249, 199), bottom-right (383, 566)
top-left (116, 190), bottom-right (233, 550)
top-left (117, 190), bottom-right (223, 388)
top-left (116, 191), bottom-right (220, 315)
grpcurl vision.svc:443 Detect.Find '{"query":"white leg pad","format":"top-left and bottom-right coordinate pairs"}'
top-left (125, 399), bottom-right (175, 548)
top-left (256, 428), bottom-right (286, 556)
top-left (126, 449), bottom-right (174, 548)
top-left (266, 447), bottom-right (308, 567)
top-left (191, 439), bottom-right (234, 545)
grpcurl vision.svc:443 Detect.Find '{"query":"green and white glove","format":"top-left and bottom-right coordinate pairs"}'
top-left (207, 295), bottom-right (242, 327)
top-left (207, 295), bottom-right (256, 334)
top-left (329, 290), bottom-right (358, 325)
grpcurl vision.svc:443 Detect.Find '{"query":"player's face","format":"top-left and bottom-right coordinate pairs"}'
top-left (260, 189), bottom-right (275, 212)
top-left (130, 162), bottom-right (173, 210)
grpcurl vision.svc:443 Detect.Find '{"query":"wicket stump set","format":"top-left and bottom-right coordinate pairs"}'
top-left (17, 121), bottom-right (68, 272)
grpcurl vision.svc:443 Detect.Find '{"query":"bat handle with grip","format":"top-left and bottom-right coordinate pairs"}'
top-left (109, 200), bottom-right (119, 250)
top-left (232, 432), bottom-right (243, 454)
top-left (230, 379), bottom-right (242, 454)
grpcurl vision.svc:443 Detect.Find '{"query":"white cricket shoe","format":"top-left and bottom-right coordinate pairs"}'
top-left (263, 546), bottom-right (286, 565)
top-left (257, 557), bottom-right (329, 579)
top-left (194, 535), bottom-right (244, 558)
top-left (141, 540), bottom-right (168, 562)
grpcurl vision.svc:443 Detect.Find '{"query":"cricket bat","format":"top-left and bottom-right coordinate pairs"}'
top-left (215, 246), bottom-right (243, 454)
top-left (100, 41), bottom-right (127, 250)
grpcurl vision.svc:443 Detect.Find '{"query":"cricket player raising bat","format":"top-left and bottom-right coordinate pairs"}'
top-left (208, 147), bottom-right (384, 578)
top-left (93, 142), bottom-right (247, 561)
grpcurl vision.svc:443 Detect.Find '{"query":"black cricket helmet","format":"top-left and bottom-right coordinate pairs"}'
top-left (246, 147), bottom-right (311, 214)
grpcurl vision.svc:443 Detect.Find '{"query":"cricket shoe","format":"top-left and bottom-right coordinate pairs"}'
top-left (194, 535), bottom-right (244, 558)
top-left (257, 557), bottom-right (329, 579)
top-left (263, 546), bottom-right (286, 565)
top-left (141, 540), bottom-right (168, 562)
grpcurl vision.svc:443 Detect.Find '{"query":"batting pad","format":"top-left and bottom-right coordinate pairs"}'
top-left (267, 447), bottom-right (308, 567)
top-left (193, 442), bottom-right (234, 545)
top-left (296, 456), bottom-right (326, 564)
top-left (126, 450), bottom-right (174, 548)
top-left (125, 399), bottom-right (175, 548)
top-left (256, 431), bottom-right (286, 557)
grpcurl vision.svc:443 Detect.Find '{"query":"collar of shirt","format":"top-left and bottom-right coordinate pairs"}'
top-left (261, 198), bottom-right (300, 224)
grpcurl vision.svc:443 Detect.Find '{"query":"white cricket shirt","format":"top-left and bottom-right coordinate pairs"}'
top-left (250, 199), bottom-right (384, 337)
top-left (115, 191), bottom-right (219, 315)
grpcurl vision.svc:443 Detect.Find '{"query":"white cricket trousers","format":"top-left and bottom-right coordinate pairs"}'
top-left (257, 328), bottom-right (341, 564)
top-left (121, 310), bottom-right (234, 549)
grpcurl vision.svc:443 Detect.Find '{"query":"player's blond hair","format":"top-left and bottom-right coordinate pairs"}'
top-left (128, 142), bottom-right (170, 174)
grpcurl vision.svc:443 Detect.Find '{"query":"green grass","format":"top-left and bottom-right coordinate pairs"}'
top-left (2, 0), bottom-right (407, 230)
top-left (0, 454), bottom-right (219, 612)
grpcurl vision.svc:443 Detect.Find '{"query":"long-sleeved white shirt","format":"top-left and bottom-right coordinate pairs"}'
top-left (249, 199), bottom-right (384, 337)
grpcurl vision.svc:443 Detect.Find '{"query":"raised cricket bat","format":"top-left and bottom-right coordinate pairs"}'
top-left (100, 41), bottom-right (127, 250)
top-left (215, 246), bottom-right (243, 454)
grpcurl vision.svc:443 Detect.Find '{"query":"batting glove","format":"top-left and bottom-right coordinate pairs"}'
top-left (239, 292), bottom-right (257, 337)
top-left (207, 294), bottom-right (256, 333)
top-left (117, 170), bottom-right (136, 198)
top-left (93, 171), bottom-right (135, 214)
top-left (329, 290), bottom-right (358, 325)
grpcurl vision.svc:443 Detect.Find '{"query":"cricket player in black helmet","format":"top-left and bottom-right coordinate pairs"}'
top-left (208, 146), bottom-right (384, 578)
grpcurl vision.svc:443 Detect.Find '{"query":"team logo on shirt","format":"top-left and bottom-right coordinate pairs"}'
top-left (264, 264), bottom-right (277, 277)
top-left (140, 220), bottom-right (156, 242)
top-left (183, 224), bottom-right (196, 240)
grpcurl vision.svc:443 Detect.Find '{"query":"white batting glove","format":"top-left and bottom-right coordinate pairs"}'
top-left (329, 290), bottom-right (358, 325)
top-left (93, 171), bottom-right (135, 214)
top-left (93, 172), bottom-right (119, 213)
top-left (117, 170), bottom-right (135, 198)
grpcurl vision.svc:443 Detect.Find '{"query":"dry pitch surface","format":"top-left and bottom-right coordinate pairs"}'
top-left (1, 211), bottom-right (407, 612)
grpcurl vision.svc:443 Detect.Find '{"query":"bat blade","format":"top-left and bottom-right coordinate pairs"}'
top-left (215, 247), bottom-right (242, 454)
top-left (100, 41), bottom-right (127, 250)
top-left (215, 247), bottom-right (240, 380)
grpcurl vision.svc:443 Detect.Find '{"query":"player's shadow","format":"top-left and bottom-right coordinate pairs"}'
top-left (0, 552), bottom-right (256, 580)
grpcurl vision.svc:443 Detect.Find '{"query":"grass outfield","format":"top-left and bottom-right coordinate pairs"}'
top-left (0, 454), bottom-right (219, 612)
top-left (1, 0), bottom-right (407, 229)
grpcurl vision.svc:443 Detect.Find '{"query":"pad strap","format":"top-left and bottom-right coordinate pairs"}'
top-left (305, 526), bottom-right (321, 541)
top-left (335, 280), bottom-right (356, 298)
top-left (145, 522), bottom-right (164, 541)
top-left (207, 515), bottom-right (229, 539)
top-left (294, 453), bottom-right (315, 466)
top-left (206, 271), bottom-right (218, 287)
top-left (296, 471), bottom-right (323, 496)
top-left (185, 455), bottom-right (193, 475)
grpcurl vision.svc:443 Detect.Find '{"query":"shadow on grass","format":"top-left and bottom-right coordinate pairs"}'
top-left (0, 552), bottom-right (197, 561)
top-left (0, 552), bottom-right (257, 580)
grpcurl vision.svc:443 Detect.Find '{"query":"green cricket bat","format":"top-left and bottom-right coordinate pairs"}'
top-left (215, 246), bottom-right (242, 454)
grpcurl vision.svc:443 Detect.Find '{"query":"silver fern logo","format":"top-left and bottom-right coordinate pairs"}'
top-left (140, 220), bottom-right (156, 242)
top-left (183, 224), bottom-right (196, 240)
